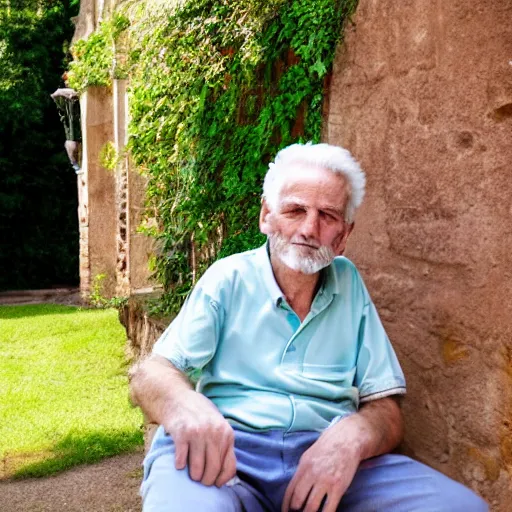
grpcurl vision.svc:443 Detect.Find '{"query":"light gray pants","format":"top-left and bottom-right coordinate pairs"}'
top-left (142, 426), bottom-right (488, 512)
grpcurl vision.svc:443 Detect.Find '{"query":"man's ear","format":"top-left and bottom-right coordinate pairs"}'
top-left (336, 221), bottom-right (355, 256)
top-left (259, 199), bottom-right (273, 235)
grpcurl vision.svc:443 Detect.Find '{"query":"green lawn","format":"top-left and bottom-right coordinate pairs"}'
top-left (0, 304), bottom-right (143, 479)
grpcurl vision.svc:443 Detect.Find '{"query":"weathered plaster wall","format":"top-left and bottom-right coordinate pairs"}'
top-left (327, 1), bottom-right (512, 509)
top-left (71, 0), bottom-right (95, 43)
top-left (82, 86), bottom-right (117, 297)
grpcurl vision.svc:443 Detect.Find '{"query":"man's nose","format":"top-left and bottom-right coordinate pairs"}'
top-left (300, 210), bottom-right (320, 240)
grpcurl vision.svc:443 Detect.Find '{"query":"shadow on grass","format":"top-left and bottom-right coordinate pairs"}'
top-left (0, 304), bottom-right (84, 320)
top-left (4, 427), bottom-right (143, 480)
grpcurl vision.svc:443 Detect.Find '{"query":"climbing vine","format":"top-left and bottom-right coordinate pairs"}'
top-left (67, 13), bottom-right (129, 89)
top-left (68, 0), bottom-right (357, 314)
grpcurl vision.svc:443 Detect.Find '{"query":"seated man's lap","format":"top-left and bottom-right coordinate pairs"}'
top-left (142, 426), bottom-right (488, 512)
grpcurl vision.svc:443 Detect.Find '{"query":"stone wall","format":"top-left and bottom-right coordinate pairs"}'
top-left (113, 79), bottom-right (130, 297)
top-left (119, 295), bottom-right (171, 450)
top-left (327, 1), bottom-right (512, 509)
top-left (80, 86), bottom-right (117, 297)
top-left (77, 79), bottom-right (157, 299)
top-left (120, 294), bottom-right (169, 362)
top-left (73, 1), bottom-right (165, 301)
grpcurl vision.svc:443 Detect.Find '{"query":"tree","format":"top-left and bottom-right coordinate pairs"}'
top-left (0, 0), bottom-right (80, 290)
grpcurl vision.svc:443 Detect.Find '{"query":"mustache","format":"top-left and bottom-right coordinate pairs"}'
top-left (289, 238), bottom-right (320, 249)
top-left (271, 234), bottom-right (334, 258)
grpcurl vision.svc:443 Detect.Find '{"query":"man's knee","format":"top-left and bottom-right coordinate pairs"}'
top-left (460, 491), bottom-right (489, 512)
top-left (399, 456), bottom-right (488, 512)
top-left (344, 455), bottom-right (488, 512)
top-left (142, 456), bottom-right (241, 512)
top-left (412, 458), bottom-right (488, 512)
top-left (141, 429), bottom-right (242, 512)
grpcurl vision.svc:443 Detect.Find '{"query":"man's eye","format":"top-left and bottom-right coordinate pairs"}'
top-left (320, 211), bottom-right (336, 221)
top-left (286, 207), bottom-right (305, 215)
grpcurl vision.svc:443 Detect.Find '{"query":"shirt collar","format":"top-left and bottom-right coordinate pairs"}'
top-left (254, 242), bottom-right (283, 305)
top-left (321, 259), bottom-right (339, 297)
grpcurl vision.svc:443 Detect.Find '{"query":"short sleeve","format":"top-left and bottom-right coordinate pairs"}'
top-left (355, 300), bottom-right (406, 403)
top-left (152, 281), bottom-right (224, 379)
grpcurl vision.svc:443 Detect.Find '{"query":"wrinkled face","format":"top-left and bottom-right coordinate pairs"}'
top-left (260, 166), bottom-right (353, 274)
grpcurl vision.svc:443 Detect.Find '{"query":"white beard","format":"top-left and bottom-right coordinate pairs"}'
top-left (269, 233), bottom-right (335, 274)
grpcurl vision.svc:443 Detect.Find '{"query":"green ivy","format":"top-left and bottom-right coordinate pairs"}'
top-left (69, 0), bottom-right (357, 314)
top-left (99, 141), bottom-right (118, 171)
top-left (67, 13), bottom-right (129, 90)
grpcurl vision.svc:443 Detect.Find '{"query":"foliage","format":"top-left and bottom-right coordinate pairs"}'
top-left (0, 304), bottom-right (143, 478)
top-left (70, 0), bottom-right (357, 314)
top-left (89, 273), bottom-right (128, 308)
top-left (99, 141), bottom-right (119, 171)
top-left (67, 13), bottom-right (130, 90)
top-left (0, 0), bottom-right (80, 290)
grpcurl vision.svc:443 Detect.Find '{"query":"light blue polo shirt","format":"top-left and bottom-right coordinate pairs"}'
top-left (153, 244), bottom-right (406, 432)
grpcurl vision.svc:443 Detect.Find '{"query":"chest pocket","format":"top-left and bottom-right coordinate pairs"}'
top-left (300, 316), bottom-right (358, 382)
top-left (302, 316), bottom-right (358, 360)
top-left (301, 362), bottom-right (355, 384)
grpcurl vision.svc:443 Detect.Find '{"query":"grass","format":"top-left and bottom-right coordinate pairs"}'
top-left (0, 304), bottom-right (144, 479)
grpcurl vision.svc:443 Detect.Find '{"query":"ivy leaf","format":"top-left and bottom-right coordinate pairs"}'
top-left (309, 59), bottom-right (326, 78)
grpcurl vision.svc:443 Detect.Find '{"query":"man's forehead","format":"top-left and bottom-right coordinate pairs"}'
top-left (280, 195), bottom-right (344, 213)
top-left (277, 167), bottom-right (348, 204)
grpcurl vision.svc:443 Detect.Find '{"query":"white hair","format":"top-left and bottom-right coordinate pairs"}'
top-left (262, 143), bottom-right (366, 223)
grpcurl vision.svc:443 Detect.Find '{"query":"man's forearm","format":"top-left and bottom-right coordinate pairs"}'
top-left (331, 396), bottom-right (404, 462)
top-left (129, 354), bottom-right (194, 426)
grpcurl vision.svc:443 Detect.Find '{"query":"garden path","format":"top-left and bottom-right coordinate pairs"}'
top-left (0, 449), bottom-right (143, 511)
top-left (0, 288), bottom-right (81, 306)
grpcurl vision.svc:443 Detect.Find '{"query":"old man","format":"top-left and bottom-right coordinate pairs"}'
top-left (130, 143), bottom-right (488, 511)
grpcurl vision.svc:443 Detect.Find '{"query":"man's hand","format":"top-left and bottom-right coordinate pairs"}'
top-left (164, 389), bottom-right (237, 487)
top-left (129, 356), bottom-right (237, 488)
top-left (282, 397), bottom-right (404, 512)
top-left (281, 422), bottom-right (361, 512)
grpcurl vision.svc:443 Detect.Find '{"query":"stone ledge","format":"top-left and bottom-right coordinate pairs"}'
top-left (119, 291), bottom-right (173, 362)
